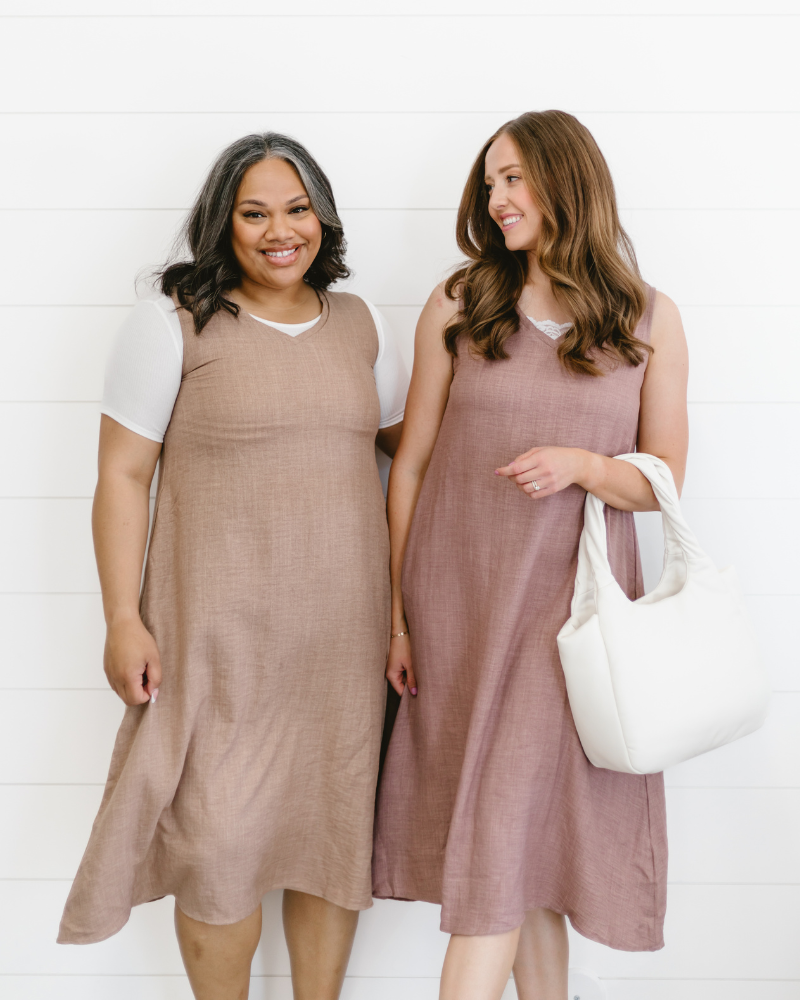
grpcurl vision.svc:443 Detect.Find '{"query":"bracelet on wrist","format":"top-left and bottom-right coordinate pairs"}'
top-left (390, 630), bottom-right (409, 639)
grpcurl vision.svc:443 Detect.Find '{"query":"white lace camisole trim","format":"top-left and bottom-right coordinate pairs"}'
top-left (100, 294), bottom-right (410, 443)
top-left (527, 317), bottom-right (572, 340)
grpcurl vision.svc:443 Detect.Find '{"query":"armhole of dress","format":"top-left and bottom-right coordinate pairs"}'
top-left (639, 284), bottom-right (657, 346)
top-left (168, 293), bottom-right (193, 375)
top-left (358, 296), bottom-right (385, 370)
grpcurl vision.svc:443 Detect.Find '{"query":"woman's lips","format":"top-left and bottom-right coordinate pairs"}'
top-left (260, 245), bottom-right (302, 266)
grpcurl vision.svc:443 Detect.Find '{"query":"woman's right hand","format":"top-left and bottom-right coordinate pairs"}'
top-left (103, 615), bottom-right (162, 706)
top-left (383, 284), bottom-right (456, 701)
top-left (386, 632), bottom-right (417, 697)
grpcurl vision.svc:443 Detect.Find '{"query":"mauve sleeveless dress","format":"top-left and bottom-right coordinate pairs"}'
top-left (373, 288), bottom-right (667, 951)
top-left (59, 292), bottom-right (390, 944)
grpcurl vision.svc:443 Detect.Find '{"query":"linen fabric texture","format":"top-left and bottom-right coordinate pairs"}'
top-left (100, 293), bottom-right (408, 443)
top-left (373, 287), bottom-right (667, 951)
top-left (59, 292), bottom-right (390, 944)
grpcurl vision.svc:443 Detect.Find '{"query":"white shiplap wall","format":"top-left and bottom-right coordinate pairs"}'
top-left (1, 3), bottom-right (798, 999)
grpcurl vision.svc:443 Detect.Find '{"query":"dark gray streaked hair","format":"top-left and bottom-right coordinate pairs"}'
top-left (160, 132), bottom-right (350, 334)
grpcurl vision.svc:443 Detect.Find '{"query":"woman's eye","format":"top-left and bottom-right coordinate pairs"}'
top-left (289, 205), bottom-right (309, 214)
top-left (244, 211), bottom-right (264, 219)
top-left (507, 175), bottom-right (520, 183)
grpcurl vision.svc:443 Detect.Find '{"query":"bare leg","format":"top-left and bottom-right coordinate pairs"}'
top-left (175, 902), bottom-right (263, 1000)
top-left (282, 889), bottom-right (359, 1000)
top-left (439, 927), bottom-right (521, 1000)
top-left (512, 908), bottom-right (569, 1000)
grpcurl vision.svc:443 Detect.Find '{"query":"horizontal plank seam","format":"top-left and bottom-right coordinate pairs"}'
top-left (2, 110), bottom-right (800, 117)
top-left (3, 11), bottom-right (800, 17)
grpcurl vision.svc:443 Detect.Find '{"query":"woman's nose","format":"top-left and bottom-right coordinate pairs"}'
top-left (488, 189), bottom-right (505, 213)
top-left (265, 216), bottom-right (293, 241)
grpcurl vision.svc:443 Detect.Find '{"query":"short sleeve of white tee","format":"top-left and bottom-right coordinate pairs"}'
top-left (101, 294), bottom-right (409, 443)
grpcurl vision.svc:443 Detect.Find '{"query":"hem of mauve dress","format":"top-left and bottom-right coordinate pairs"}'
top-left (564, 911), bottom-right (665, 954)
top-left (372, 888), bottom-right (664, 953)
top-left (58, 881), bottom-right (374, 946)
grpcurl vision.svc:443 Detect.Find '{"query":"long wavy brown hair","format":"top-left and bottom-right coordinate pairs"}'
top-left (444, 110), bottom-right (651, 376)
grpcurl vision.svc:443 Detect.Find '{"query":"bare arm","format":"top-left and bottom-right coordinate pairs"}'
top-left (632, 292), bottom-right (690, 496)
top-left (93, 414), bottom-right (163, 705)
top-left (496, 291), bottom-right (689, 510)
top-left (385, 285), bottom-right (457, 696)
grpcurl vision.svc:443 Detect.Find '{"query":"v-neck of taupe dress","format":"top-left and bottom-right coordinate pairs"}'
top-left (59, 291), bottom-right (390, 944)
top-left (373, 288), bottom-right (668, 951)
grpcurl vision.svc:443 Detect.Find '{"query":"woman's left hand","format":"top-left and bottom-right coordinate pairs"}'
top-left (495, 446), bottom-right (589, 499)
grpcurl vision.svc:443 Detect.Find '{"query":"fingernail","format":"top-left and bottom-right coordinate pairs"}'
top-left (411, 687), bottom-right (418, 696)
top-left (150, 689), bottom-right (159, 704)
top-left (494, 470), bottom-right (501, 475)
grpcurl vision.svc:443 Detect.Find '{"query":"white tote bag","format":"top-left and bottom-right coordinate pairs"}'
top-left (556, 452), bottom-right (770, 775)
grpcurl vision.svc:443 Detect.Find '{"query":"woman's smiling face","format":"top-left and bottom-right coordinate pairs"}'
top-left (230, 157), bottom-right (323, 290)
top-left (484, 132), bottom-right (543, 254)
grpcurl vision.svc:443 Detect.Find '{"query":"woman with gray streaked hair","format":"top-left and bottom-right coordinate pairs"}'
top-left (57, 133), bottom-right (409, 1000)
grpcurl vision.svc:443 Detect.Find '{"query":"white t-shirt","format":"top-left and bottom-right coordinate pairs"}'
top-left (101, 293), bottom-right (409, 443)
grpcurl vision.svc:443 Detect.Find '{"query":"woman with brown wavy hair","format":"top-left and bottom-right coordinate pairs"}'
top-left (373, 111), bottom-right (689, 998)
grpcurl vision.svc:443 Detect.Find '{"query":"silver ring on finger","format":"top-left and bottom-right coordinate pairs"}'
top-left (531, 479), bottom-right (541, 491)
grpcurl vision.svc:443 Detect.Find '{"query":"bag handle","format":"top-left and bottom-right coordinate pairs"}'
top-left (571, 453), bottom-right (707, 613)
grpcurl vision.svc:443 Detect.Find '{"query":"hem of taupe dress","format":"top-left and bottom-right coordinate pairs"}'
top-left (372, 886), bottom-right (664, 953)
top-left (58, 881), bottom-right (374, 946)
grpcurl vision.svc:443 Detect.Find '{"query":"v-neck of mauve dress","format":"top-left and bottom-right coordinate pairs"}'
top-left (373, 287), bottom-right (668, 951)
top-left (59, 292), bottom-right (390, 944)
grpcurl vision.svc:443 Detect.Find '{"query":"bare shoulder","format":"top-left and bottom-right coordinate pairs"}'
top-left (414, 281), bottom-right (460, 358)
top-left (650, 290), bottom-right (686, 351)
top-left (644, 290), bottom-right (689, 387)
top-left (422, 280), bottom-right (461, 324)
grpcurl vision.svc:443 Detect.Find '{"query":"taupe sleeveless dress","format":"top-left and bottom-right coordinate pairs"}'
top-left (373, 288), bottom-right (668, 951)
top-left (59, 292), bottom-right (390, 944)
